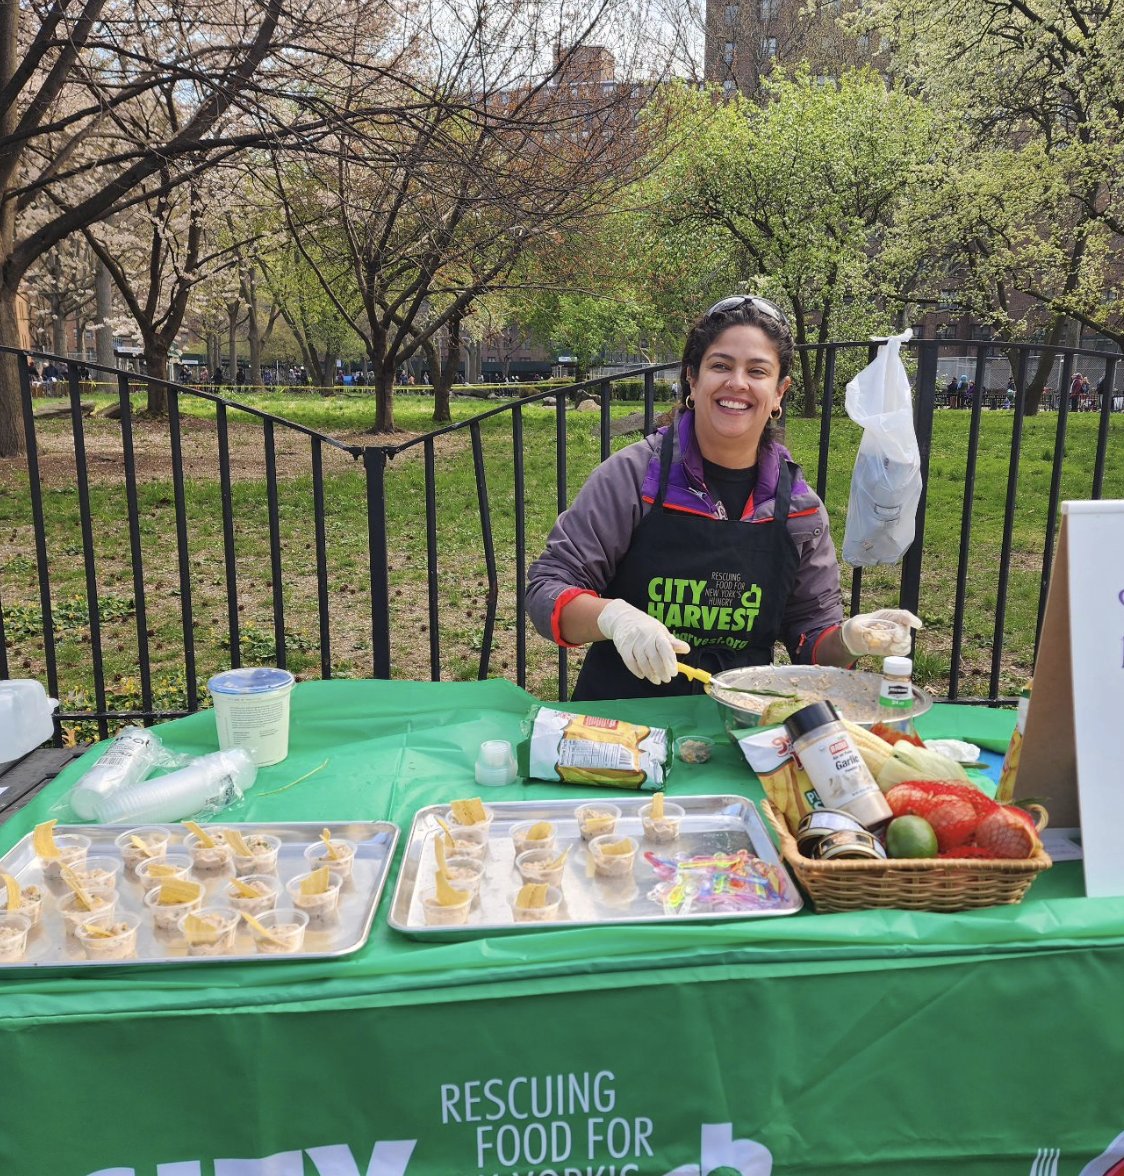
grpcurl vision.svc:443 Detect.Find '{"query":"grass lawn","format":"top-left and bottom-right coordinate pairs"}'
top-left (1, 388), bottom-right (1121, 739)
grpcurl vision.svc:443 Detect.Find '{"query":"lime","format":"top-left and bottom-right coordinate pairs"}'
top-left (886, 815), bottom-right (939, 859)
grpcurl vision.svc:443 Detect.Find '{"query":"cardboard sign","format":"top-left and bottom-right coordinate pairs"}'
top-left (1014, 500), bottom-right (1124, 897)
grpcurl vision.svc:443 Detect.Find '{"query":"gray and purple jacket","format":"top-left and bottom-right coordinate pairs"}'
top-left (526, 410), bottom-right (844, 662)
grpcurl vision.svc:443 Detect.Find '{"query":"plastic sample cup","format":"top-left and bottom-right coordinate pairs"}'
top-left (422, 888), bottom-right (472, 926)
top-left (286, 871), bottom-right (344, 926)
top-left (226, 875), bottom-right (280, 917)
top-left (588, 835), bottom-right (639, 878)
top-left (674, 735), bottom-right (715, 764)
top-left (475, 740), bottom-right (518, 787)
top-left (511, 821), bottom-right (556, 856)
top-left (114, 827), bottom-right (171, 872)
top-left (6, 885), bottom-right (42, 927)
top-left (443, 832), bottom-right (486, 861)
top-left (303, 838), bottom-right (357, 880)
top-left (135, 854), bottom-right (192, 893)
top-left (178, 907), bottom-right (240, 956)
top-left (58, 890), bottom-right (118, 937)
top-left (442, 857), bottom-right (485, 903)
top-left (183, 830), bottom-right (234, 873)
top-left (446, 804), bottom-right (494, 835)
top-left (75, 912), bottom-right (141, 961)
top-left (67, 855), bottom-right (122, 894)
top-left (39, 834), bottom-right (91, 880)
top-left (143, 880), bottom-right (204, 931)
top-left (207, 667), bottom-right (296, 767)
top-left (229, 833), bottom-right (282, 876)
top-left (510, 885), bottom-right (563, 924)
top-left (639, 800), bottom-right (686, 844)
top-left (515, 849), bottom-right (568, 887)
top-left (247, 908), bottom-right (308, 954)
top-left (0, 912), bottom-right (33, 962)
top-left (576, 803), bottom-right (620, 842)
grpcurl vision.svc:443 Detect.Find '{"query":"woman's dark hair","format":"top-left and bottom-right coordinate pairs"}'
top-left (678, 298), bottom-right (794, 408)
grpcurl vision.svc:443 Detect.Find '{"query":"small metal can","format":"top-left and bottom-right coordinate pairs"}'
top-left (795, 809), bottom-right (867, 858)
top-left (814, 829), bottom-right (888, 861)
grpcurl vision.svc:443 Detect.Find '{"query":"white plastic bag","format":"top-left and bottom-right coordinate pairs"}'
top-left (842, 329), bottom-right (922, 566)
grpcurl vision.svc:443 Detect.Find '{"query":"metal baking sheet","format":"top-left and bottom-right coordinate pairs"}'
top-left (388, 794), bottom-right (802, 938)
top-left (0, 820), bottom-right (399, 968)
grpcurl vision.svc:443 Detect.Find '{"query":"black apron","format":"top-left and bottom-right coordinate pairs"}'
top-left (573, 427), bottom-right (800, 701)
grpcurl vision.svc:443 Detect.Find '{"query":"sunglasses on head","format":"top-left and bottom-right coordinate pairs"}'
top-left (705, 295), bottom-right (791, 329)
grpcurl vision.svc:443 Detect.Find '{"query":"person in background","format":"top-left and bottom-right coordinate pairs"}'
top-left (527, 296), bottom-right (922, 701)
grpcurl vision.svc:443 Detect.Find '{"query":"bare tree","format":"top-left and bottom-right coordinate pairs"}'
top-left (0, 0), bottom-right (405, 454)
top-left (272, 3), bottom-right (659, 432)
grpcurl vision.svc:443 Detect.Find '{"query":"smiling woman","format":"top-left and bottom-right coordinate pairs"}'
top-left (525, 296), bottom-right (923, 701)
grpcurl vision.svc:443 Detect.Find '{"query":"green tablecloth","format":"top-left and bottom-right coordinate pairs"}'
top-left (2, 680), bottom-right (1120, 1176)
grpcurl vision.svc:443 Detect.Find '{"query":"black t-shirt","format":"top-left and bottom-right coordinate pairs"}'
top-left (702, 458), bottom-right (759, 521)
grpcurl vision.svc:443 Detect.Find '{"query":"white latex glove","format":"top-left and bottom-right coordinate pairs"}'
top-left (841, 608), bottom-right (923, 658)
top-left (597, 598), bottom-right (691, 685)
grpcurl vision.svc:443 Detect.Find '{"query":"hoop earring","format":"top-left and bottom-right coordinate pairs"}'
top-left (770, 405), bottom-right (783, 420)
top-left (685, 395), bottom-right (695, 410)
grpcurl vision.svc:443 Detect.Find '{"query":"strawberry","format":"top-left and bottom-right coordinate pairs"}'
top-left (976, 807), bottom-right (1042, 860)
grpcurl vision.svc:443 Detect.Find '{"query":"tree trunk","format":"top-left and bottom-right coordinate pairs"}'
top-left (95, 259), bottom-right (115, 377)
top-left (51, 313), bottom-right (67, 356)
top-left (243, 265), bottom-right (262, 386)
top-left (316, 350), bottom-right (338, 395)
top-left (373, 361), bottom-right (397, 432)
top-left (226, 301), bottom-right (239, 385)
top-left (1020, 314), bottom-right (1074, 417)
top-left (207, 332), bottom-right (220, 375)
top-left (432, 314), bottom-right (462, 423)
top-left (0, 285), bottom-right (25, 456)
top-left (144, 340), bottom-right (169, 415)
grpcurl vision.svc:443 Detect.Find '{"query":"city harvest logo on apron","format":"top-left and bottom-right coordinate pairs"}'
top-left (646, 574), bottom-right (764, 647)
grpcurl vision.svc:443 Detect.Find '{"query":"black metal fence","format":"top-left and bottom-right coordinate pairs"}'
top-left (1, 338), bottom-right (1121, 740)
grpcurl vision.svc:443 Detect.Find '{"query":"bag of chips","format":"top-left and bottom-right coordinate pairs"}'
top-left (521, 706), bottom-right (670, 791)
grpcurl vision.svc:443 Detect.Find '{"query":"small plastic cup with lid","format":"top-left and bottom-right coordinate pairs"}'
top-left (474, 739), bottom-right (518, 787)
top-left (183, 828), bottom-right (234, 873)
top-left (575, 803), bottom-right (621, 841)
top-left (178, 907), bottom-right (240, 956)
top-left (510, 884), bottom-right (563, 924)
top-left (246, 908), bottom-right (309, 954)
top-left (39, 833), bottom-right (91, 880)
top-left (303, 836), bottom-right (357, 881)
top-left (114, 826), bottom-right (171, 872)
top-left (135, 854), bottom-right (192, 893)
top-left (286, 870), bottom-right (344, 926)
top-left (0, 912), bottom-right (33, 962)
top-left (588, 834), bottom-right (639, 878)
top-left (67, 855), bottom-right (122, 894)
top-left (639, 799), bottom-right (686, 844)
top-left (226, 873), bottom-right (281, 917)
top-left (510, 820), bottom-right (556, 856)
top-left (59, 889), bottom-right (118, 937)
top-left (207, 666), bottom-right (296, 767)
top-left (674, 735), bottom-right (715, 764)
top-left (143, 879), bottom-right (204, 931)
top-left (227, 831), bottom-right (282, 876)
top-left (74, 911), bottom-right (141, 961)
top-left (515, 847), bottom-right (569, 887)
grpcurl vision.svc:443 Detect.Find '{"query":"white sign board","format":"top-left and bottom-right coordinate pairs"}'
top-left (1019, 502), bottom-right (1124, 896)
top-left (1062, 501), bottom-right (1124, 897)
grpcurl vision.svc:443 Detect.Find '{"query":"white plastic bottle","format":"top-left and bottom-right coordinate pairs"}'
top-left (94, 748), bottom-right (257, 824)
top-left (69, 727), bottom-right (162, 819)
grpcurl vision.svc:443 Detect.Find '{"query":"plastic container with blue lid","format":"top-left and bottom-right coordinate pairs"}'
top-left (207, 668), bottom-right (296, 766)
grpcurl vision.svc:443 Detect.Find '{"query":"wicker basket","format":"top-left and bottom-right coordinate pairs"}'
top-left (761, 799), bottom-right (1053, 913)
